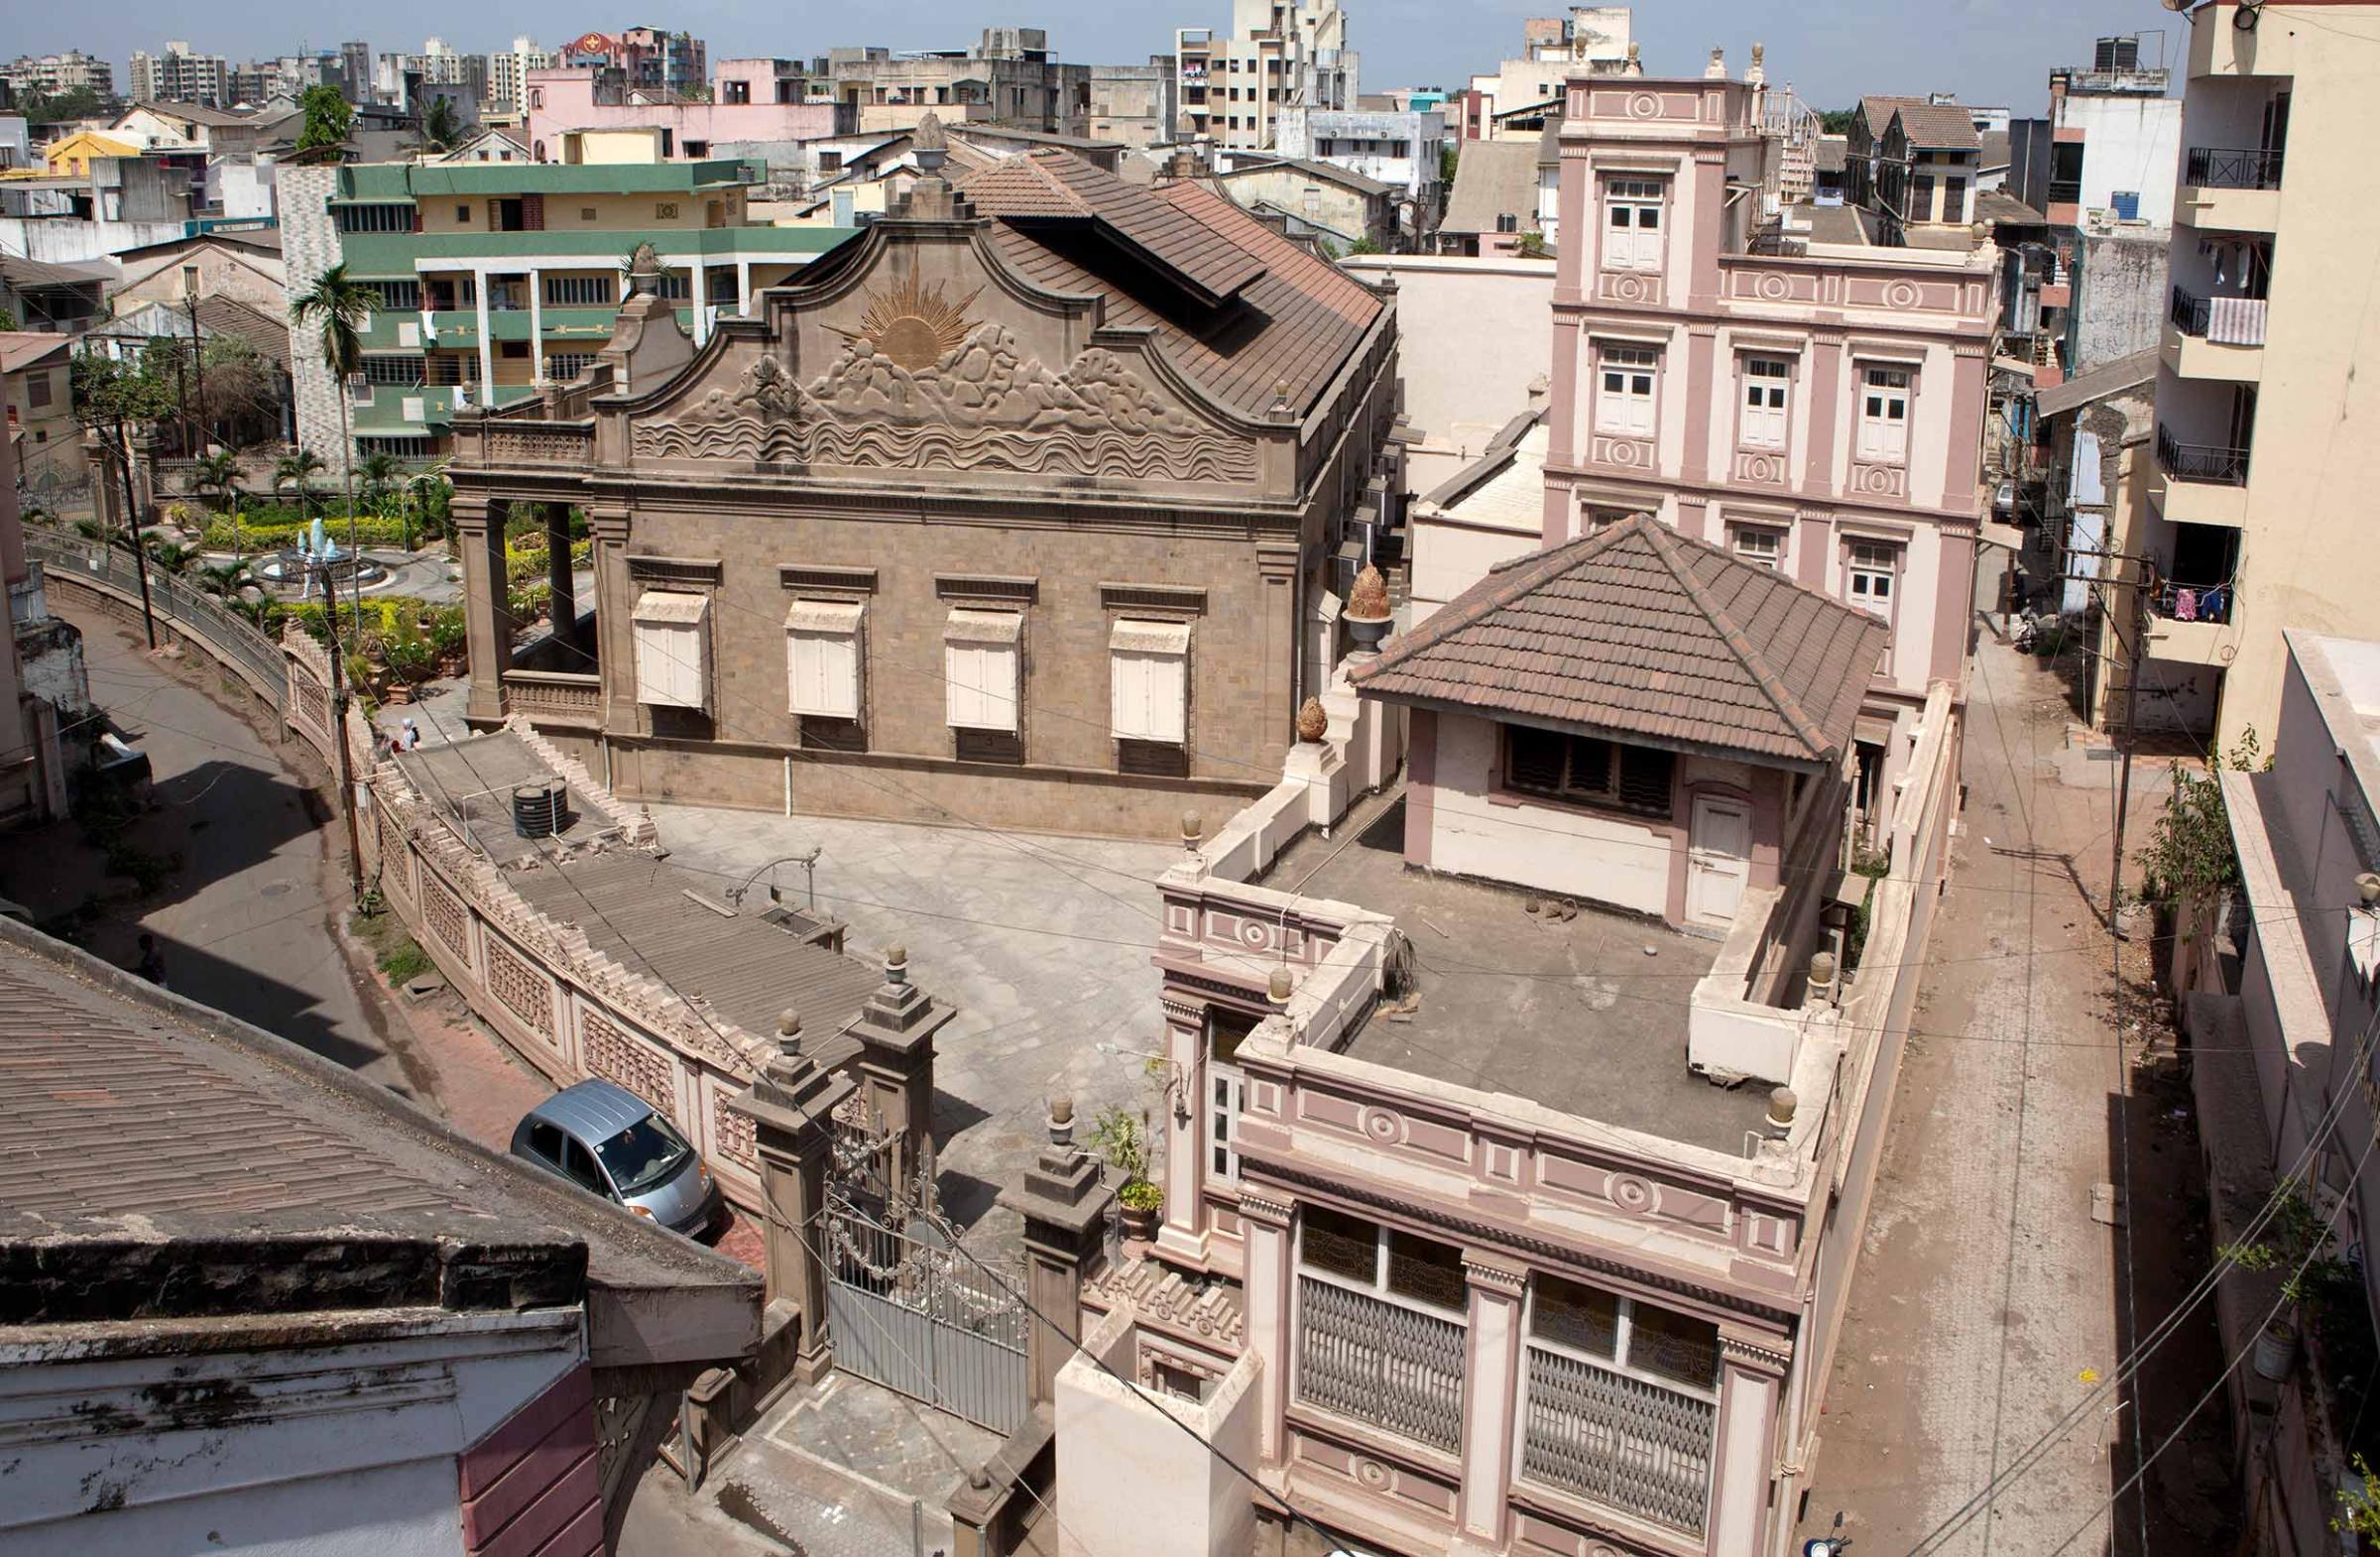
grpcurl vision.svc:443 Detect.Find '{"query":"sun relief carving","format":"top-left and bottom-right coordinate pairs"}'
top-left (829, 272), bottom-right (984, 371)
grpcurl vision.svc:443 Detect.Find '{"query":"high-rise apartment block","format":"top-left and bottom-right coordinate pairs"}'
top-left (487, 37), bottom-right (554, 114)
top-left (128, 43), bottom-right (231, 107)
top-left (1190, 0), bottom-right (1358, 150)
top-left (3, 51), bottom-right (116, 101)
top-left (2094, 0), bottom-right (2369, 751)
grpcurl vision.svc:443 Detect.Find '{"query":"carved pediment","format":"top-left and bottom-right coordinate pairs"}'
top-left (634, 318), bottom-right (1257, 485)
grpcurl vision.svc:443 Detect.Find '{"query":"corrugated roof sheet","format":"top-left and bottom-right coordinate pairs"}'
top-left (505, 852), bottom-right (884, 1068)
top-left (1351, 515), bottom-right (1886, 765)
top-left (2034, 346), bottom-right (2159, 419)
top-left (1440, 140), bottom-right (1540, 236)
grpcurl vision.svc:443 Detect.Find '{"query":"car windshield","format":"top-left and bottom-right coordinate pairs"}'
top-left (594, 1114), bottom-right (693, 1196)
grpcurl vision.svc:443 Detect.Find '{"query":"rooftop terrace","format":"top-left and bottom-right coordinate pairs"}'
top-left (1257, 790), bottom-right (1775, 1156)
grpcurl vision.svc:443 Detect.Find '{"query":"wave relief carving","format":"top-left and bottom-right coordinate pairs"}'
top-left (631, 323), bottom-right (1257, 482)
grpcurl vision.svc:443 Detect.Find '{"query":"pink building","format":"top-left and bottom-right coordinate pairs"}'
top-left (1040, 63), bottom-right (1980, 1557)
top-left (1541, 71), bottom-right (1995, 811)
top-left (523, 63), bottom-right (850, 162)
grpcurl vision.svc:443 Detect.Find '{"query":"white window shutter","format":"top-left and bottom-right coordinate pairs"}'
top-left (1147, 652), bottom-right (1187, 743)
top-left (632, 592), bottom-right (709, 709)
top-left (1109, 621), bottom-right (1190, 743)
top-left (1112, 651), bottom-right (1152, 740)
top-left (785, 600), bottom-right (862, 718)
top-left (945, 643), bottom-right (983, 729)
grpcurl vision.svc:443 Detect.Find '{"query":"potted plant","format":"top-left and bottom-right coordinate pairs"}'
top-left (2221, 1176), bottom-right (2354, 1382)
top-left (1343, 563), bottom-right (1393, 651)
top-left (1090, 1105), bottom-right (1163, 1240)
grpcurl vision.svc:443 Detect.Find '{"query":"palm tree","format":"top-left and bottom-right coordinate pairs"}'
top-left (275, 448), bottom-right (324, 520)
top-left (196, 558), bottom-right (259, 603)
top-left (290, 263), bottom-right (376, 607)
top-left (359, 449), bottom-right (402, 521)
top-left (192, 448), bottom-right (243, 554)
top-left (422, 94), bottom-right (461, 153)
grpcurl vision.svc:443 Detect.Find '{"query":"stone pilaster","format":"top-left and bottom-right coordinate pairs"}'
top-left (726, 1014), bottom-right (858, 1385)
top-left (1235, 1187), bottom-right (1296, 1464)
top-left (845, 944), bottom-right (954, 1195)
top-left (1709, 1327), bottom-right (1793, 1557)
top-left (543, 504), bottom-right (580, 661)
top-left (997, 1101), bottom-right (1115, 1405)
top-left (1453, 1252), bottom-right (1529, 1556)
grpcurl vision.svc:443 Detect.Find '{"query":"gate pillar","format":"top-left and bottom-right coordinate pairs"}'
top-left (847, 944), bottom-right (954, 1195)
top-left (998, 1098), bottom-right (1115, 1405)
top-left (728, 1009), bottom-right (856, 1384)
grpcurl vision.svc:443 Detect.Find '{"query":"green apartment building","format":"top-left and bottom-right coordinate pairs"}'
top-left (280, 157), bottom-right (854, 457)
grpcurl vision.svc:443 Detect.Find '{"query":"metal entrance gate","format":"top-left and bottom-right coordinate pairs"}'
top-left (823, 1126), bottom-right (1029, 1433)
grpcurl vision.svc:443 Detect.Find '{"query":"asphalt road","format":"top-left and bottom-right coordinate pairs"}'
top-left (2, 598), bottom-right (434, 1101)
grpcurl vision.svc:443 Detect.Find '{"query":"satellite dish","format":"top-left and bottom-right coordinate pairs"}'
top-left (2234, 0), bottom-right (2263, 26)
top-left (2158, 0), bottom-right (2191, 10)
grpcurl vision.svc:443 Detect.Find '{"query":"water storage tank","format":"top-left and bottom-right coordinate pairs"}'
top-left (511, 777), bottom-right (569, 839)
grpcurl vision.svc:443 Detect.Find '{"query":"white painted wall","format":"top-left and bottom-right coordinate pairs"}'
top-left (1411, 513), bottom-right (1537, 621)
top-left (1056, 1313), bottom-right (1259, 1557)
top-left (1339, 254), bottom-right (1555, 491)
top-left (0, 1309), bottom-right (583, 1557)
top-left (1426, 712), bottom-right (1672, 914)
top-left (2066, 91), bottom-right (2182, 227)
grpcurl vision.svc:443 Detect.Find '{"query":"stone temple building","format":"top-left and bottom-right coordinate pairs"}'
top-left (448, 124), bottom-right (1403, 838)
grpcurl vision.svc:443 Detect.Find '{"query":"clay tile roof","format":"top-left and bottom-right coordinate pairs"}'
top-left (959, 152), bottom-right (1382, 419)
top-left (191, 295), bottom-right (291, 371)
top-left (1858, 94), bottom-right (1922, 130)
top-left (1440, 138), bottom-right (1540, 236)
top-left (960, 149), bottom-right (1266, 305)
top-left (1351, 515), bottom-right (1887, 766)
top-left (1891, 103), bottom-right (1980, 150)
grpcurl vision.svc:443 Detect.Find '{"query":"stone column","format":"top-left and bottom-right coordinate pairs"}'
top-left (845, 944), bottom-right (954, 1195)
top-left (1256, 541), bottom-right (1300, 771)
top-left (1236, 1188), bottom-right (1295, 1465)
top-left (588, 505), bottom-right (639, 736)
top-left (727, 1011), bottom-right (858, 1385)
top-left (455, 498), bottom-right (513, 725)
top-left (1804, 331), bottom-right (1846, 498)
top-left (997, 1100), bottom-right (1116, 1405)
top-left (1452, 1252), bottom-right (1528, 1557)
top-left (1709, 1329), bottom-right (1792, 1557)
top-left (543, 504), bottom-right (579, 661)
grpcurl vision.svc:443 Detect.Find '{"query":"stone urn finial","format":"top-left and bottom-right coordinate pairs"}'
top-left (1296, 695), bottom-right (1329, 743)
top-left (1348, 565), bottom-right (1390, 620)
top-left (774, 1008), bottom-right (803, 1060)
top-left (627, 241), bottom-right (661, 296)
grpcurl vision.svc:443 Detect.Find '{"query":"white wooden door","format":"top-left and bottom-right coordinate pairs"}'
top-left (1686, 794), bottom-right (1752, 930)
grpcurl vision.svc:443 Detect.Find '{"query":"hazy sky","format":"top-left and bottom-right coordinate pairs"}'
top-left (42, 0), bottom-right (2182, 113)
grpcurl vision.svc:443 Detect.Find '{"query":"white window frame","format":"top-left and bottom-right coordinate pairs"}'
top-left (1856, 366), bottom-right (1911, 464)
top-left (1602, 176), bottom-right (1666, 272)
top-left (1204, 1005), bottom-right (1258, 1188)
top-left (1520, 1274), bottom-right (1725, 1403)
top-left (631, 590), bottom-right (710, 710)
top-left (1731, 526), bottom-right (1786, 569)
top-left (1596, 344), bottom-right (1659, 438)
top-left (944, 609), bottom-right (1022, 733)
top-left (1846, 539), bottom-right (1901, 622)
top-left (784, 598), bottom-right (864, 720)
top-left (1109, 619), bottom-right (1191, 745)
top-left (1738, 356), bottom-right (1791, 449)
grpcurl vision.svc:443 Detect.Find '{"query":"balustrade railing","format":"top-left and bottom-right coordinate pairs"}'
top-left (1295, 1277), bottom-right (1465, 1454)
top-left (26, 532), bottom-right (288, 711)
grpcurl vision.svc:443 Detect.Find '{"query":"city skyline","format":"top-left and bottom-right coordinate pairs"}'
top-left (17, 0), bottom-right (2179, 112)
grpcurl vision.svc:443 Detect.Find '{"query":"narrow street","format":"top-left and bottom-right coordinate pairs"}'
top-left (1801, 586), bottom-right (2230, 1552)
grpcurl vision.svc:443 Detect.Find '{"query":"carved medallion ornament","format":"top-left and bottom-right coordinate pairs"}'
top-left (635, 292), bottom-right (1259, 483)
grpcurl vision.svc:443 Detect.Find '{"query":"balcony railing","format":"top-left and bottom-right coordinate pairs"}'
top-left (2157, 424), bottom-right (2251, 486)
top-left (2186, 146), bottom-right (2285, 190)
top-left (2046, 179), bottom-right (2083, 206)
top-left (1295, 1277), bottom-right (1465, 1454)
top-left (2170, 285), bottom-right (2270, 346)
top-left (2149, 579), bottom-right (2233, 626)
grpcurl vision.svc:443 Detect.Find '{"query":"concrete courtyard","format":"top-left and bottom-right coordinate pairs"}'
top-left (648, 799), bottom-right (1181, 1254)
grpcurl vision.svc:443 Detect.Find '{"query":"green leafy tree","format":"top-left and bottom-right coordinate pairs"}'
top-left (1820, 107), bottom-right (1856, 134)
top-left (358, 449), bottom-right (403, 516)
top-left (191, 449), bottom-right (242, 515)
top-left (70, 353), bottom-right (177, 552)
top-left (290, 263), bottom-right (377, 570)
top-left (18, 85), bottom-right (112, 125)
top-left (2136, 730), bottom-right (2265, 908)
top-left (295, 84), bottom-right (353, 153)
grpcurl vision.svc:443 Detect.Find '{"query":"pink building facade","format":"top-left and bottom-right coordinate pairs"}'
top-left (524, 64), bottom-right (849, 162)
top-left (1542, 73), bottom-right (1995, 808)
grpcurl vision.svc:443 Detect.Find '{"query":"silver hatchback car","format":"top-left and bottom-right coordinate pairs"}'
top-left (510, 1080), bottom-right (725, 1240)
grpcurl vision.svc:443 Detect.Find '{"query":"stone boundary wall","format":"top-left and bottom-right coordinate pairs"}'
top-left (355, 718), bottom-right (776, 1210)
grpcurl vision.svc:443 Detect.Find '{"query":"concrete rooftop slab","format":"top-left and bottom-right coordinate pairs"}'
top-left (1260, 795), bottom-right (1776, 1156)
